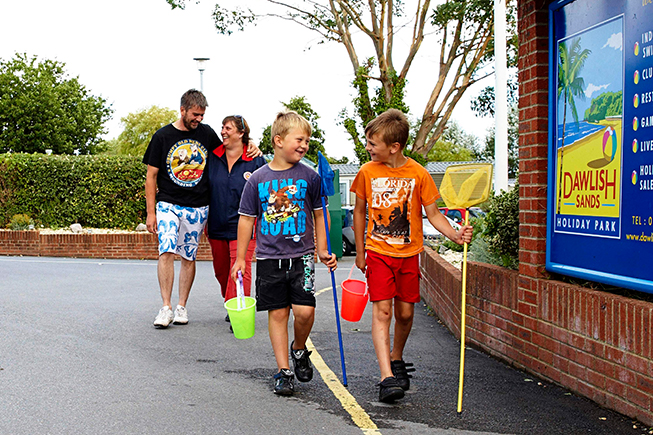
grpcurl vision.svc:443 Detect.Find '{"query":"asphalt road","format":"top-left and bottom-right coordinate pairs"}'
top-left (0, 255), bottom-right (647, 434)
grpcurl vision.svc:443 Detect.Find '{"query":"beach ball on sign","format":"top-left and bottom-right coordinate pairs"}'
top-left (602, 127), bottom-right (617, 162)
top-left (634, 117), bottom-right (639, 131)
top-left (634, 93), bottom-right (640, 108)
top-left (632, 170), bottom-right (638, 185)
top-left (635, 41), bottom-right (640, 56)
top-left (633, 139), bottom-right (638, 154)
top-left (635, 70), bottom-right (640, 84)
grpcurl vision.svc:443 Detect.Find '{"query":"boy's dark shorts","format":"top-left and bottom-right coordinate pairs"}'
top-left (255, 254), bottom-right (316, 311)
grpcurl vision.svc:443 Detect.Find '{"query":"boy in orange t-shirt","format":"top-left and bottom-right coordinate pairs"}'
top-left (350, 109), bottom-right (473, 403)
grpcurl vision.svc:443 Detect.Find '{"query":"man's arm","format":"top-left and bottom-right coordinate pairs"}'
top-left (246, 139), bottom-right (263, 158)
top-left (145, 165), bottom-right (159, 234)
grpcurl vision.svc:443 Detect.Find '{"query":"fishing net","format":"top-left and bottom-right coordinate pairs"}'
top-left (439, 163), bottom-right (493, 209)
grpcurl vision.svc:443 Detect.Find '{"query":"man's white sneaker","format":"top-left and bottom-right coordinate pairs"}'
top-left (153, 306), bottom-right (174, 328)
top-left (173, 305), bottom-right (188, 325)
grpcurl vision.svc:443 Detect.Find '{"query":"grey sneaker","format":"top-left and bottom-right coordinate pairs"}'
top-left (153, 306), bottom-right (174, 328)
top-left (273, 369), bottom-right (295, 396)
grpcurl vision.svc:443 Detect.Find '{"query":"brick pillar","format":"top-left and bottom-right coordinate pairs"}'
top-left (518, 0), bottom-right (551, 315)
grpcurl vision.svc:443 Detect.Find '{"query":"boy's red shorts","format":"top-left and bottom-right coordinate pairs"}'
top-left (365, 250), bottom-right (421, 303)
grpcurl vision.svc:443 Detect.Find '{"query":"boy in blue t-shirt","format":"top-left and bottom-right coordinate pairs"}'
top-left (232, 111), bottom-right (337, 396)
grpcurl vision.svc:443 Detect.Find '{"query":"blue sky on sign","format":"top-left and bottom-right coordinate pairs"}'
top-left (558, 17), bottom-right (624, 124)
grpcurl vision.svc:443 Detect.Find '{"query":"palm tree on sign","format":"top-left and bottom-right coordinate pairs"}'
top-left (557, 38), bottom-right (591, 213)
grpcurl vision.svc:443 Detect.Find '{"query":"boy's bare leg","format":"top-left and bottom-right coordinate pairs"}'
top-left (177, 257), bottom-right (196, 307)
top-left (269, 307), bottom-right (291, 370)
top-left (372, 299), bottom-right (394, 380)
top-left (291, 305), bottom-right (315, 349)
top-left (390, 300), bottom-right (415, 361)
top-left (157, 252), bottom-right (175, 307)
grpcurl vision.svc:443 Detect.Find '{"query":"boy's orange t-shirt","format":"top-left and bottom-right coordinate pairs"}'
top-left (350, 158), bottom-right (440, 258)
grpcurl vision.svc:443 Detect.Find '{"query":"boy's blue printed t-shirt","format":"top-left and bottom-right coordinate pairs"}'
top-left (239, 163), bottom-right (324, 259)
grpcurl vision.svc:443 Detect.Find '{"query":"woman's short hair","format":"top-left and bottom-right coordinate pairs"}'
top-left (223, 115), bottom-right (250, 145)
top-left (271, 111), bottom-right (312, 147)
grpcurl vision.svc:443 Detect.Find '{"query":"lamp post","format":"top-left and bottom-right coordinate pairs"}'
top-left (494, 0), bottom-right (509, 193)
top-left (193, 57), bottom-right (210, 92)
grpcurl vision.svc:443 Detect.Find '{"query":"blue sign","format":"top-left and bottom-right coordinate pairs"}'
top-left (547, 0), bottom-right (653, 293)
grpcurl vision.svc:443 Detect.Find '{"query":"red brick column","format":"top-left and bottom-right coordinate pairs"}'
top-left (518, 0), bottom-right (550, 296)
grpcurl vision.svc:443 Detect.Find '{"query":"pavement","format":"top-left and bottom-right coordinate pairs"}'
top-left (0, 255), bottom-right (650, 434)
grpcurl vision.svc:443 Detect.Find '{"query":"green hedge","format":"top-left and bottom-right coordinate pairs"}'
top-left (0, 153), bottom-right (146, 229)
top-left (483, 184), bottom-right (520, 269)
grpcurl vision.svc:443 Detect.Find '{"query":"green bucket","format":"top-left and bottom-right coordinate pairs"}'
top-left (224, 296), bottom-right (256, 339)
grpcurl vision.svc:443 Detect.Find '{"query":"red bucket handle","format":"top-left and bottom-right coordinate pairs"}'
top-left (345, 264), bottom-right (368, 298)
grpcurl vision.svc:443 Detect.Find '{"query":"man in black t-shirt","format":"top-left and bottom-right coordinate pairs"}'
top-left (143, 89), bottom-right (221, 328)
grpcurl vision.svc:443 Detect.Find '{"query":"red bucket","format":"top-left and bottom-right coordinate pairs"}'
top-left (341, 266), bottom-right (368, 322)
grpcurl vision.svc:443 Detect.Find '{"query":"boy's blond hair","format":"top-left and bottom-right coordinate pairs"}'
top-left (364, 108), bottom-right (409, 149)
top-left (271, 111), bottom-right (312, 147)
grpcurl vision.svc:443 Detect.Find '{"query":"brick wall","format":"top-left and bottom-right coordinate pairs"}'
top-left (518, 0), bottom-right (550, 285)
top-left (419, 0), bottom-right (653, 425)
top-left (0, 230), bottom-right (40, 256)
top-left (0, 230), bottom-right (213, 261)
top-left (421, 251), bottom-right (653, 425)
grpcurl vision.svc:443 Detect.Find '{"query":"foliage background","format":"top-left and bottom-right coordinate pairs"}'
top-left (0, 153), bottom-right (146, 229)
top-left (258, 96), bottom-right (326, 161)
top-left (0, 54), bottom-right (113, 155)
top-left (104, 105), bottom-right (177, 156)
top-left (0, 153), bottom-right (520, 273)
top-left (482, 184), bottom-right (520, 269)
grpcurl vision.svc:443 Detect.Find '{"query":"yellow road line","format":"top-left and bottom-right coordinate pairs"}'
top-left (315, 285), bottom-right (337, 297)
top-left (307, 288), bottom-right (380, 434)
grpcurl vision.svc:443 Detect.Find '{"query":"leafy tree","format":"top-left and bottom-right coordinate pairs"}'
top-left (470, 76), bottom-right (519, 178)
top-left (483, 182), bottom-right (519, 269)
top-left (106, 106), bottom-right (178, 156)
top-left (425, 120), bottom-right (478, 162)
top-left (164, 0), bottom-right (517, 161)
top-left (327, 155), bottom-right (349, 164)
top-left (0, 53), bottom-right (113, 154)
top-left (260, 96), bottom-right (327, 163)
top-left (258, 128), bottom-right (274, 156)
top-left (584, 91), bottom-right (622, 123)
top-left (470, 79), bottom-right (519, 117)
top-left (478, 105), bottom-right (519, 178)
top-left (557, 38), bottom-right (590, 212)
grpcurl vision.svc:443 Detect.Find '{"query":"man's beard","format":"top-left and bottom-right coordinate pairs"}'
top-left (183, 116), bottom-right (199, 130)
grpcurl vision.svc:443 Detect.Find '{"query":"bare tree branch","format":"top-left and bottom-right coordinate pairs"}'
top-left (337, 0), bottom-right (375, 38)
top-left (399, 0), bottom-right (430, 80)
top-left (187, 0), bottom-right (514, 159)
